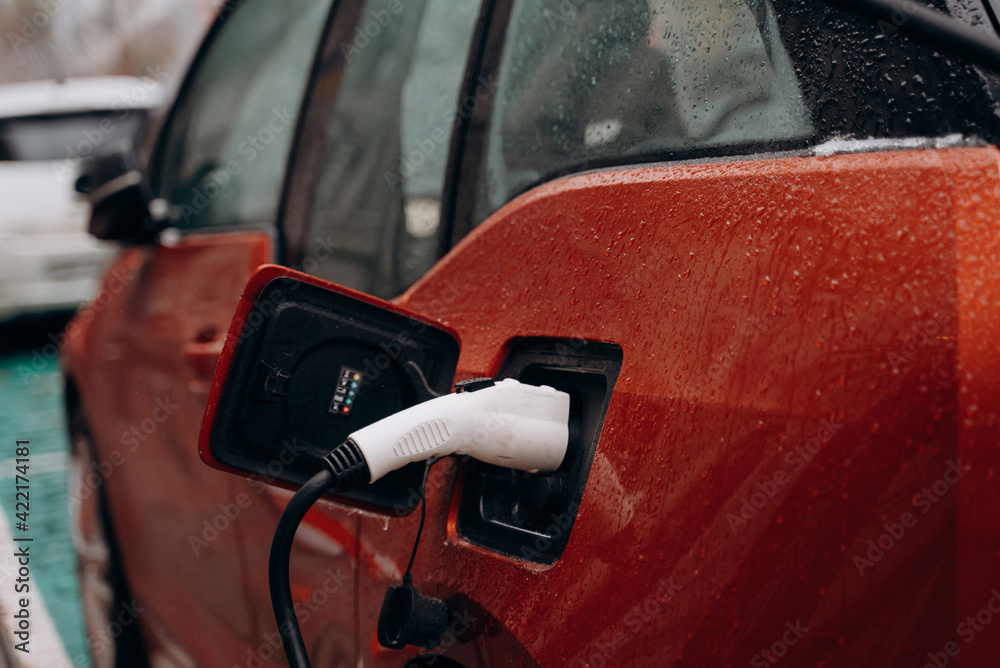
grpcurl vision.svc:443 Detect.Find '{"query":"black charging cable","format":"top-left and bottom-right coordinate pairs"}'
top-left (401, 457), bottom-right (436, 585)
top-left (269, 441), bottom-right (369, 668)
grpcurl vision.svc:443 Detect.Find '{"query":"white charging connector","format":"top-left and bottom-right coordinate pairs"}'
top-left (349, 378), bottom-right (570, 483)
top-left (273, 378), bottom-right (570, 667)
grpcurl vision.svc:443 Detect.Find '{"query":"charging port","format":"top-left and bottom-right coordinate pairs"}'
top-left (455, 338), bottom-right (622, 564)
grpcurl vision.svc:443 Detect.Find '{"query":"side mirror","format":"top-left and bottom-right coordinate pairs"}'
top-left (82, 140), bottom-right (163, 242)
top-left (199, 265), bottom-right (461, 514)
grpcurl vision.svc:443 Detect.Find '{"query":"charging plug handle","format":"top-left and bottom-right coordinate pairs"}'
top-left (350, 378), bottom-right (571, 483)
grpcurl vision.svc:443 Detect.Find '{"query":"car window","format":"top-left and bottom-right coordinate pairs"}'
top-left (466, 0), bottom-right (1000, 227)
top-left (0, 111), bottom-right (146, 162)
top-left (154, 0), bottom-right (334, 230)
top-left (472, 0), bottom-right (811, 223)
top-left (771, 0), bottom-right (1000, 141)
top-left (299, 0), bottom-right (482, 299)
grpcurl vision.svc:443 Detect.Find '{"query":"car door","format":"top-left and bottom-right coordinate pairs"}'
top-left (279, 0), bottom-right (1000, 666)
top-left (60, 0), bottom-right (346, 666)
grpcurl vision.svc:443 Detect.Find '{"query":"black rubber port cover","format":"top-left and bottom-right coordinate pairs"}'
top-left (201, 266), bottom-right (460, 514)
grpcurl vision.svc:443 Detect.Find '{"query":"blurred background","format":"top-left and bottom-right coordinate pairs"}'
top-left (0, 2), bottom-right (216, 665)
top-left (0, 0), bottom-right (213, 84)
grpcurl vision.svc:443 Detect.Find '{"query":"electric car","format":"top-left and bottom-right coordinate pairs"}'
top-left (61, 0), bottom-right (1000, 666)
top-left (0, 77), bottom-right (162, 321)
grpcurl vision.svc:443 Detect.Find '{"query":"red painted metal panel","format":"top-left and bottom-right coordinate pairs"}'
top-left (348, 148), bottom-right (1000, 666)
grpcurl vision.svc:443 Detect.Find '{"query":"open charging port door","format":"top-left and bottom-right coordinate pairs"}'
top-left (199, 265), bottom-right (460, 514)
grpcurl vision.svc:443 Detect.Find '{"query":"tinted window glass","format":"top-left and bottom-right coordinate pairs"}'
top-left (300, 0), bottom-right (481, 299)
top-left (474, 0), bottom-right (812, 222)
top-left (470, 0), bottom-right (1000, 225)
top-left (155, 0), bottom-right (333, 229)
top-left (772, 0), bottom-right (1000, 141)
top-left (0, 111), bottom-right (145, 162)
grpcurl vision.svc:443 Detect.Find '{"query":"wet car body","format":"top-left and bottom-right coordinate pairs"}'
top-left (61, 0), bottom-right (1000, 666)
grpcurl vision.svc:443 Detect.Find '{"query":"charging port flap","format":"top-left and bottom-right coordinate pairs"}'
top-left (199, 265), bottom-right (460, 514)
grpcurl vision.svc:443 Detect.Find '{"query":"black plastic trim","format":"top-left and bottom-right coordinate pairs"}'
top-left (209, 277), bottom-right (460, 514)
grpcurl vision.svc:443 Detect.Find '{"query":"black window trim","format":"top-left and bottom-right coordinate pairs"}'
top-left (146, 0), bottom-right (339, 240)
top-left (446, 0), bottom-right (513, 249)
top-left (278, 0), bottom-right (497, 284)
top-left (438, 0), bottom-right (500, 256)
top-left (275, 0), bottom-right (353, 267)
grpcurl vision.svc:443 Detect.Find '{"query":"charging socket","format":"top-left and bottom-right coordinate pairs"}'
top-left (455, 338), bottom-right (622, 564)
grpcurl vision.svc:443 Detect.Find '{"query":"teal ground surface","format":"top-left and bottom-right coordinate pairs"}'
top-left (0, 350), bottom-right (91, 667)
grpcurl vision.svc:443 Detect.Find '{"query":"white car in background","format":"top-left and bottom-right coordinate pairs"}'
top-left (0, 76), bottom-right (163, 321)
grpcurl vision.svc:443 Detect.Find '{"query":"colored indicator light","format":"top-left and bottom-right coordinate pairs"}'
top-left (332, 366), bottom-right (363, 417)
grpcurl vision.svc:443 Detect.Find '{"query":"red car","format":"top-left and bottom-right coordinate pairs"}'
top-left (62, 0), bottom-right (1000, 666)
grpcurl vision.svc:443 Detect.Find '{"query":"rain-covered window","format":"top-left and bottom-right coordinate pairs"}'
top-left (302, 0), bottom-right (482, 298)
top-left (474, 0), bottom-right (812, 222)
top-left (469, 0), bottom-right (1000, 226)
top-left (155, 0), bottom-right (334, 230)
